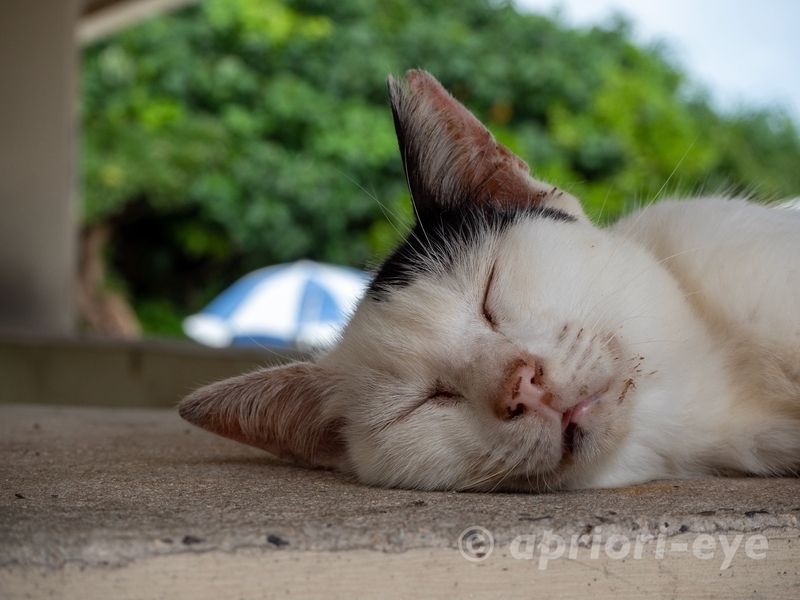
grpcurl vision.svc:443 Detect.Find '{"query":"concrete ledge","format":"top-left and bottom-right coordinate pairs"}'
top-left (1, 404), bottom-right (799, 597)
top-left (4, 536), bottom-right (800, 600)
top-left (0, 335), bottom-right (304, 408)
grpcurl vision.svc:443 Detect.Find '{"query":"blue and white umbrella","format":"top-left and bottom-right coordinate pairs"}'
top-left (183, 260), bottom-right (370, 350)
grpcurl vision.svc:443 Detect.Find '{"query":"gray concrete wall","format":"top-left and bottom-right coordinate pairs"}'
top-left (0, 336), bottom-right (305, 408)
top-left (0, 0), bottom-right (79, 336)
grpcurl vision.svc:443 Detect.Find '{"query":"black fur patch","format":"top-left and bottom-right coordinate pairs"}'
top-left (368, 205), bottom-right (575, 300)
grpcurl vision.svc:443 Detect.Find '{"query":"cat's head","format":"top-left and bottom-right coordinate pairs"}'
top-left (180, 71), bottom-right (673, 491)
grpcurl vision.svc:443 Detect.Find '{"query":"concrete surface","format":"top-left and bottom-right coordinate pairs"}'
top-left (0, 335), bottom-right (304, 408)
top-left (1, 403), bottom-right (799, 598)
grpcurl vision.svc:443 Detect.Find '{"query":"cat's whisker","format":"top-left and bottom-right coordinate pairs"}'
top-left (593, 303), bottom-right (674, 341)
top-left (487, 455), bottom-right (529, 492)
top-left (461, 446), bottom-right (531, 491)
top-left (625, 339), bottom-right (685, 346)
top-left (584, 242), bottom-right (716, 332)
top-left (587, 284), bottom-right (665, 330)
top-left (595, 184), bottom-right (613, 224)
top-left (335, 168), bottom-right (409, 238)
top-left (463, 466), bottom-right (506, 491)
top-left (587, 291), bottom-right (695, 353)
top-left (573, 137), bottom-right (700, 328)
top-left (648, 136), bottom-right (699, 208)
top-left (218, 319), bottom-right (307, 363)
top-left (607, 136), bottom-right (699, 252)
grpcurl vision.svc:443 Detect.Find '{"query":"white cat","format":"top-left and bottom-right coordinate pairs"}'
top-left (179, 70), bottom-right (800, 491)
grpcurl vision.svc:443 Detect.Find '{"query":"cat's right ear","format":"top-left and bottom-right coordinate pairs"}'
top-left (388, 70), bottom-right (586, 220)
top-left (178, 363), bottom-right (345, 468)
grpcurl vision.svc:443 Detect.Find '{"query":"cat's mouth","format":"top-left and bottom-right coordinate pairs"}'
top-left (559, 393), bottom-right (602, 456)
top-left (562, 421), bottom-right (579, 456)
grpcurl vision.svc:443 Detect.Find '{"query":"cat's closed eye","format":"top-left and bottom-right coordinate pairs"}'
top-left (482, 264), bottom-right (497, 328)
top-left (427, 384), bottom-right (462, 405)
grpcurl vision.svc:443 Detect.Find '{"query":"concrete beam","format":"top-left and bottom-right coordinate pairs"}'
top-left (78, 0), bottom-right (201, 44)
top-left (0, 336), bottom-right (304, 408)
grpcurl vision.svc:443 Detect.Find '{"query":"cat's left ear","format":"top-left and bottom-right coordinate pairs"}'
top-left (388, 70), bottom-right (587, 220)
top-left (178, 363), bottom-right (346, 468)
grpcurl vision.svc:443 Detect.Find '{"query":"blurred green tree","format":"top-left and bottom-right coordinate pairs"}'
top-left (80, 0), bottom-right (800, 335)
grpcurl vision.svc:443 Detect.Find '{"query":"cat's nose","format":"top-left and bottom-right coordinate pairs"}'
top-left (502, 364), bottom-right (553, 420)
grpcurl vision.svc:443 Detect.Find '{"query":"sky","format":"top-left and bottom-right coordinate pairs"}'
top-left (514, 0), bottom-right (800, 121)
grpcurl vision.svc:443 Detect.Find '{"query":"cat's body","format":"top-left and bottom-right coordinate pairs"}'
top-left (180, 71), bottom-right (800, 492)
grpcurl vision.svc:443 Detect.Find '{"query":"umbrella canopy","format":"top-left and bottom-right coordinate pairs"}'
top-left (183, 260), bottom-right (370, 350)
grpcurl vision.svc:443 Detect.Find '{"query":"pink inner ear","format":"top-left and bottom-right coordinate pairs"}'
top-left (406, 70), bottom-right (482, 142)
top-left (404, 70), bottom-right (552, 210)
top-left (179, 363), bottom-right (345, 469)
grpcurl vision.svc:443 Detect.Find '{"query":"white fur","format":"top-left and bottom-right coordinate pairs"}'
top-left (317, 198), bottom-right (800, 491)
top-left (179, 71), bottom-right (800, 492)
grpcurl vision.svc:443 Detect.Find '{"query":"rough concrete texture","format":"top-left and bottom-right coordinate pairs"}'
top-left (2, 404), bottom-right (799, 598)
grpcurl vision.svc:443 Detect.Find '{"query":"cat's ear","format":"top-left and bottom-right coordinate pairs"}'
top-left (388, 70), bottom-right (586, 219)
top-left (178, 363), bottom-right (345, 468)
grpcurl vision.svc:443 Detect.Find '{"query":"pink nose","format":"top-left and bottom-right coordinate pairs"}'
top-left (503, 363), bottom-right (551, 419)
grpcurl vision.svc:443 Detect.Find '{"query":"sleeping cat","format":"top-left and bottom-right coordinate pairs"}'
top-left (179, 70), bottom-right (800, 492)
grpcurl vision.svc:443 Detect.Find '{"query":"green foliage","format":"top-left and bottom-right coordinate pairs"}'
top-left (80, 0), bottom-right (800, 334)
